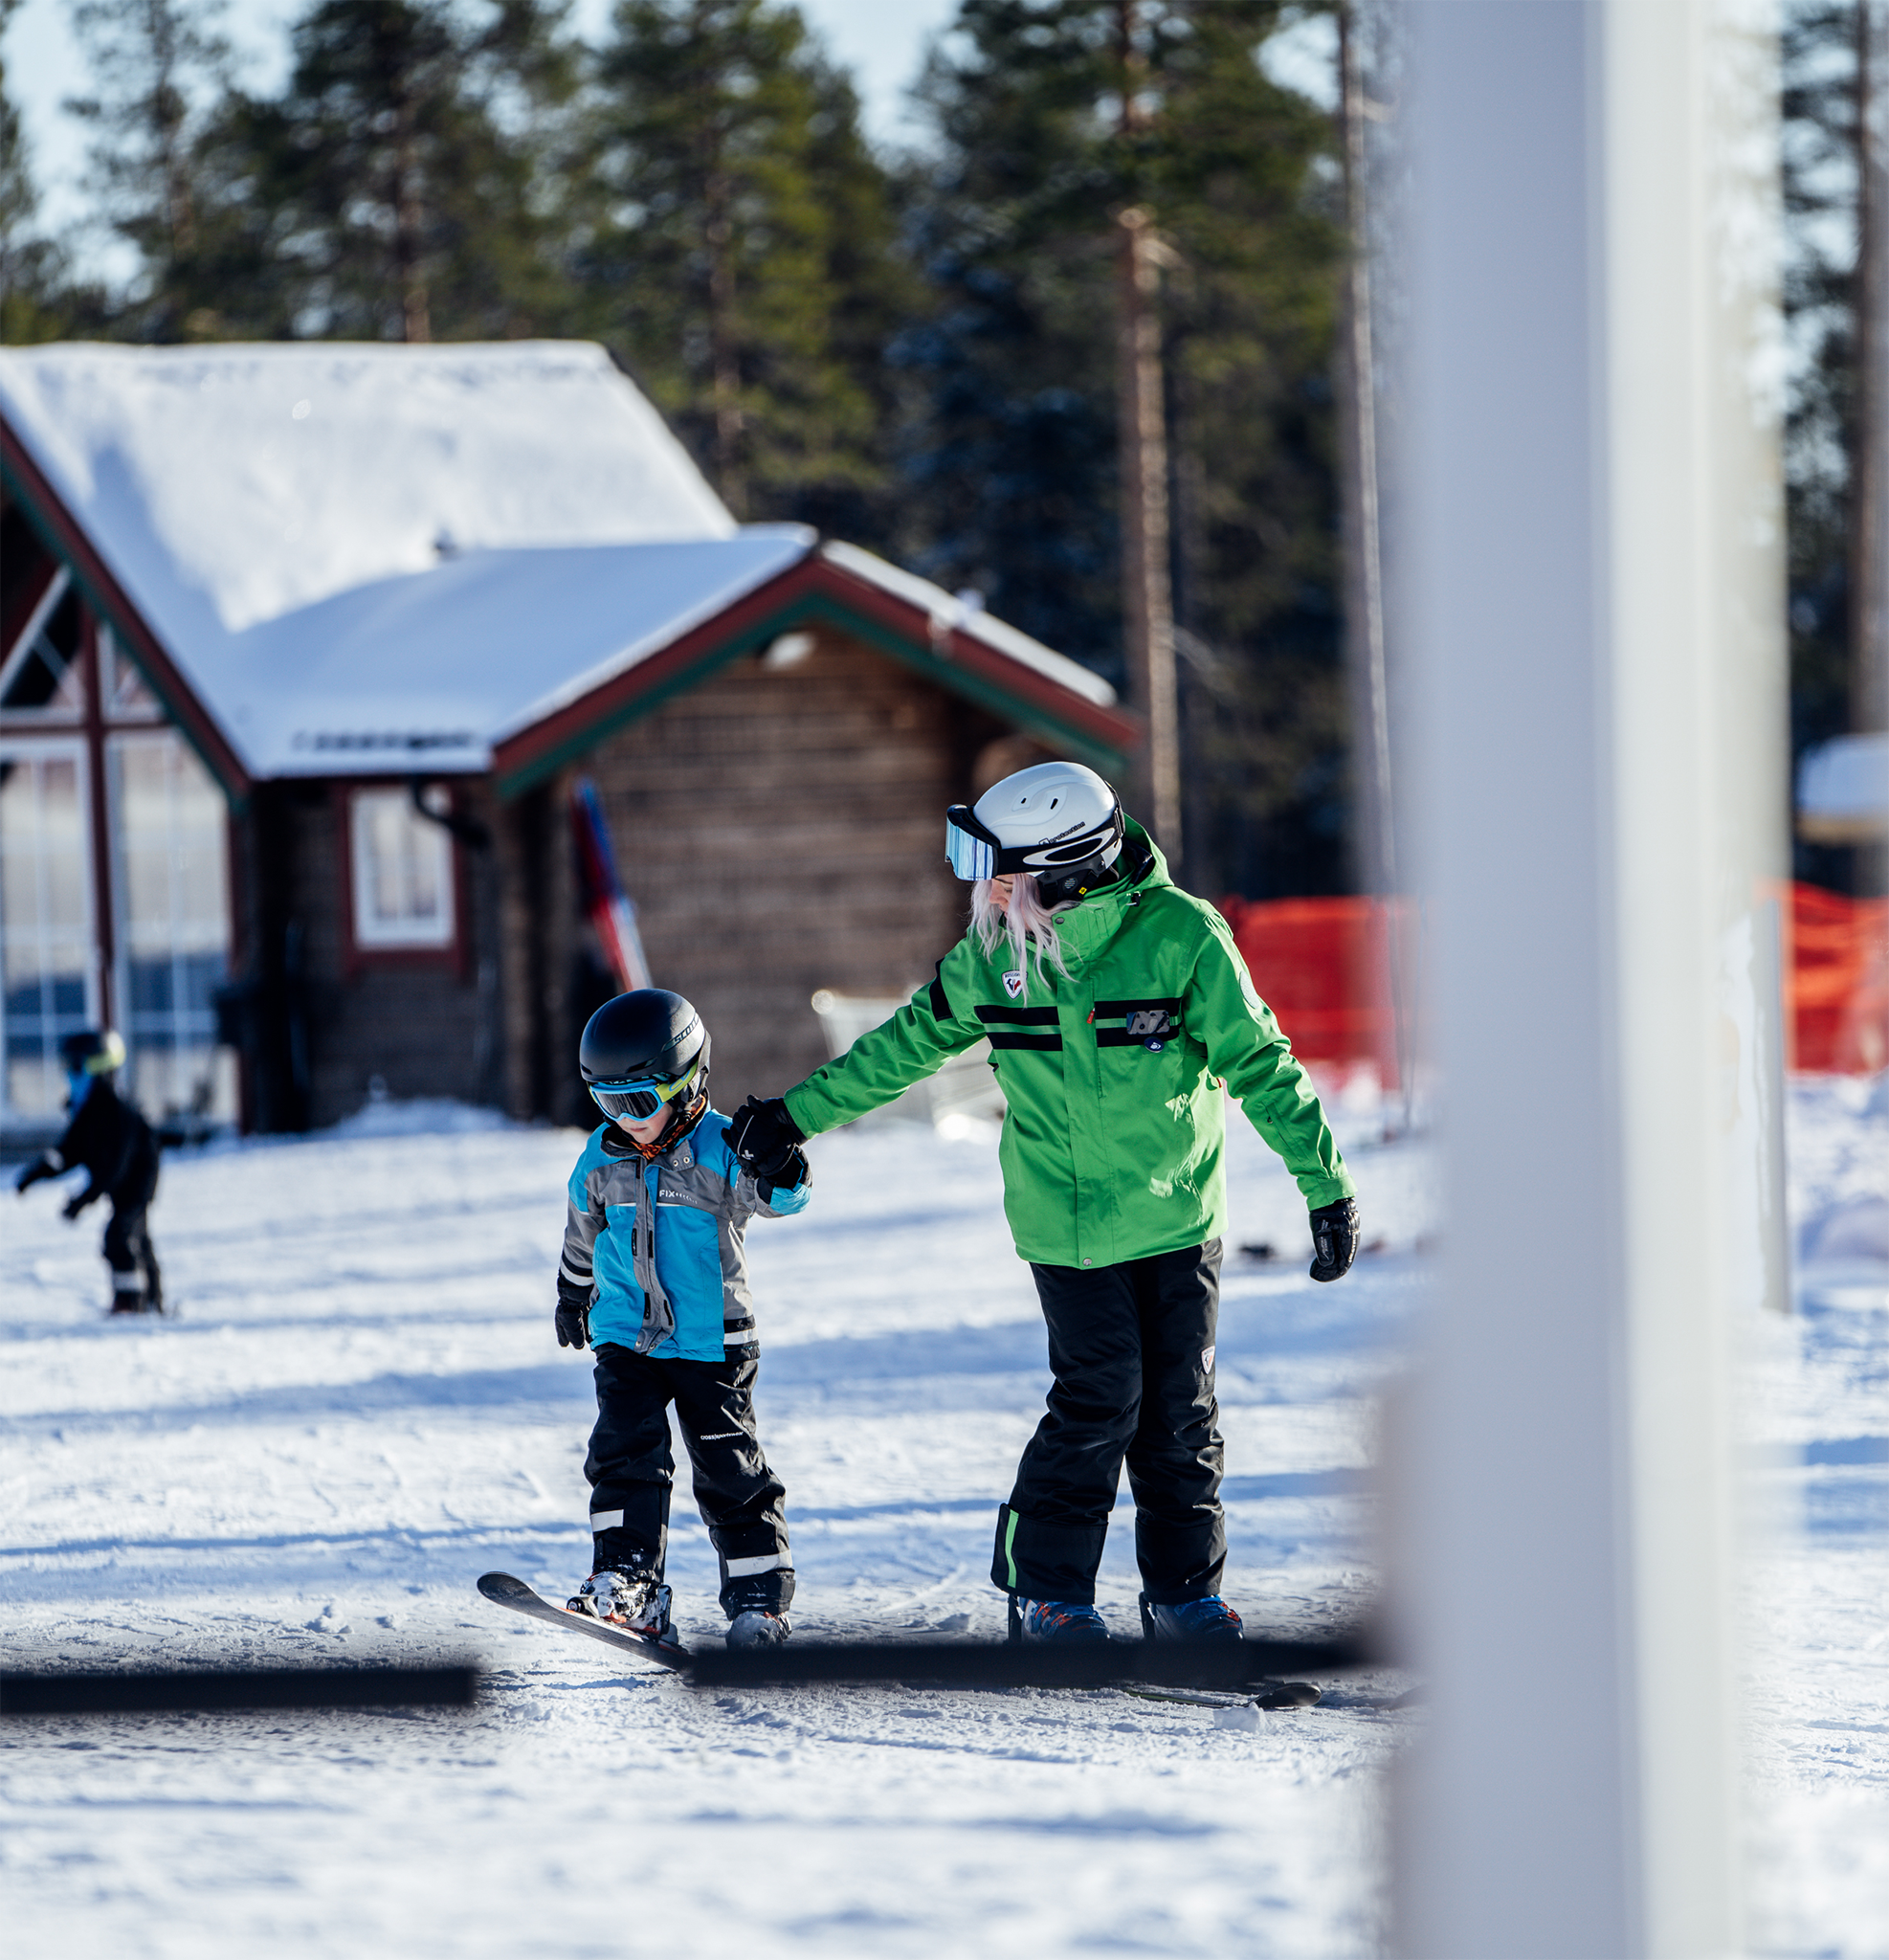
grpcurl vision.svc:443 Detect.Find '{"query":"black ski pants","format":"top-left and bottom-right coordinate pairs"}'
top-left (585, 1343), bottom-right (792, 1618)
top-left (102, 1202), bottom-right (162, 1311)
top-left (992, 1238), bottom-right (1225, 1607)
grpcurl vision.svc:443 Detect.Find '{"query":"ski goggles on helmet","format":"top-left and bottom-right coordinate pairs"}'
top-left (587, 1057), bottom-right (701, 1123)
top-left (944, 806), bottom-right (1004, 880)
top-left (944, 803), bottom-right (1126, 883)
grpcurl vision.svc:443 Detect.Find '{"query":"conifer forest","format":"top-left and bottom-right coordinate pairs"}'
top-left (0, 0), bottom-right (1878, 897)
top-left (0, 0), bottom-right (1355, 900)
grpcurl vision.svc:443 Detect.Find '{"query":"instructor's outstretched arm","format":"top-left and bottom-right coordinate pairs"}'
top-left (1189, 918), bottom-right (1360, 1279)
top-left (779, 949), bottom-right (987, 1141)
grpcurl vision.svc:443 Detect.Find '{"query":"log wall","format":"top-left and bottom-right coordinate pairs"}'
top-left (261, 779), bottom-right (504, 1128)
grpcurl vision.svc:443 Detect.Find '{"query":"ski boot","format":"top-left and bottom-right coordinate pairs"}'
top-left (1140, 1593), bottom-right (1244, 1643)
top-left (1009, 1596), bottom-right (1109, 1644)
top-left (567, 1570), bottom-right (680, 1655)
top-left (726, 1610), bottom-right (790, 1649)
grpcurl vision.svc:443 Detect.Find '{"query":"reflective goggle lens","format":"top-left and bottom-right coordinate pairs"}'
top-left (589, 1059), bottom-right (699, 1122)
top-left (945, 816), bottom-right (995, 881)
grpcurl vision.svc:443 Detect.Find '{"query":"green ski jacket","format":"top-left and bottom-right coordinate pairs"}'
top-left (783, 823), bottom-right (1354, 1270)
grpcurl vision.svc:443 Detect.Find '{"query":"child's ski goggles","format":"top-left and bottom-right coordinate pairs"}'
top-left (588, 1058), bottom-right (700, 1123)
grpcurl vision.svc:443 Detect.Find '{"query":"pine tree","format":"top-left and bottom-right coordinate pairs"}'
top-left (577, 0), bottom-right (911, 523)
top-left (1781, 0), bottom-right (1872, 887)
top-left (2, 0), bottom-right (93, 341)
top-left (65, 0), bottom-right (231, 338)
top-left (902, 0), bottom-right (1347, 893)
top-left (197, 0), bottom-right (578, 343)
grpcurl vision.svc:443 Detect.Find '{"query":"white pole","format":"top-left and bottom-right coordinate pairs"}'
top-left (1393, 3), bottom-right (1785, 1955)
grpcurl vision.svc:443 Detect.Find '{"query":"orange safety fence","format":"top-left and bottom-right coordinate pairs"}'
top-left (1215, 896), bottom-right (1414, 1089)
top-left (1218, 884), bottom-right (1889, 1081)
top-left (1789, 883), bottom-right (1889, 1074)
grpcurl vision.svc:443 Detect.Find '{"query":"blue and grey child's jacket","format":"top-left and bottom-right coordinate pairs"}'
top-left (560, 1109), bottom-right (810, 1362)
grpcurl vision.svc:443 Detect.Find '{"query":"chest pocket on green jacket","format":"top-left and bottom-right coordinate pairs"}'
top-left (1094, 996), bottom-right (1184, 1053)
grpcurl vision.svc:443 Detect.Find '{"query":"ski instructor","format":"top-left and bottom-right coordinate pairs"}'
top-left (729, 760), bottom-right (1359, 1645)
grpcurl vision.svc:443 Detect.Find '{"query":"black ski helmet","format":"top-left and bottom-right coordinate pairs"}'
top-left (579, 990), bottom-right (710, 1118)
top-left (60, 1029), bottom-right (126, 1076)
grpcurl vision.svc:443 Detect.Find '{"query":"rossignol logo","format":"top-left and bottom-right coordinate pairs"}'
top-left (1002, 969), bottom-right (1025, 1000)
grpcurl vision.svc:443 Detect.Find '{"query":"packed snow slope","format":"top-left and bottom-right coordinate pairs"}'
top-left (2, 1080), bottom-right (1883, 1956)
top-left (0, 1099), bottom-right (1420, 1959)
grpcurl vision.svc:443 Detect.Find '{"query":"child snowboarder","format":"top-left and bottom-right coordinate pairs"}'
top-left (14, 1030), bottom-right (164, 1315)
top-left (556, 988), bottom-right (808, 1653)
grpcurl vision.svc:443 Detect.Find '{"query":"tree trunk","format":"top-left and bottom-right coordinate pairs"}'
top-left (1116, 209), bottom-right (1179, 859)
top-left (1336, 0), bottom-right (1411, 1120)
top-left (1112, 0), bottom-right (1179, 860)
top-left (1338, 1), bottom-right (1393, 898)
top-left (1855, 0), bottom-right (1887, 887)
top-left (705, 164), bottom-right (744, 516)
top-left (144, 0), bottom-right (195, 270)
top-left (389, 61), bottom-right (430, 344)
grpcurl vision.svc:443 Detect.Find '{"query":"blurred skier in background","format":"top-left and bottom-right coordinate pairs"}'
top-left (730, 761), bottom-right (1359, 1646)
top-left (14, 1030), bottom-right (164, 1315)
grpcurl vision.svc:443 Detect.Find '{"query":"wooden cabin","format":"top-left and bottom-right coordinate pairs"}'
top-left (0, 343), bottom-right (1134, 1139)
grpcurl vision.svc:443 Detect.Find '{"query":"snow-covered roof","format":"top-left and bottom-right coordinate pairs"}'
top-left (0, 342), bottom-right (733, 639)
top-left (2, 339), bottom-right (1122, 785)
top-left (225, 530), bottom-right (813, 777)
top-left (1798, 732), bottom-right (1889, 841)
top-left (820, 542), bottom-right (1117, 710)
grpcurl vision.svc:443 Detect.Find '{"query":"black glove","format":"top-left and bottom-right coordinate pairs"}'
top-left (728, 1096), bottom-right (807, 1184)
top-left (758, 1147), bottom-right (810, 1204)
top-left (14, 1153), bottom-right (54, 1194)
top-left (1308, 1198), bottom-right (1360, 1283)
top-left (554, 1277), bottom-right (591, 1350)
top-left (61, 1192), bottom-right (91, 1223)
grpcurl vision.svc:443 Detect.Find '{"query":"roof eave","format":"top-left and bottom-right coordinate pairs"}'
top-left (489, 552), bottom-right (1139, 800)
top-left (0, 414), bottom-right (254, 808)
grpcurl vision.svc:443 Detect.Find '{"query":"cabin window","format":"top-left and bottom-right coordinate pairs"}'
top-left (349, 787), bottom-right (456, 951)
top-left (0, 743), bottom-right (98, 1121)
top-left (0, 577), bottom-right (86, 723)
top-left (109, 731), bottom-right (234, 1124)
top-left (100, 629), bottom-right (165, 722)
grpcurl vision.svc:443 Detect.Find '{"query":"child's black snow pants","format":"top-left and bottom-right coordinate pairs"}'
top-left (102, 1149), bottom-right (162, 1313)
top-left (103, 1201), bottom-right (162, 1312)
top-left (585, 1344), bottom-right (792, 1618)
top-left (992, 1238), bottom-right (1226, 1608)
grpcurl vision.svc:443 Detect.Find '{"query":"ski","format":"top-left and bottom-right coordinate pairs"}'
top-left (476, 1571), bottom-right (691, 1674)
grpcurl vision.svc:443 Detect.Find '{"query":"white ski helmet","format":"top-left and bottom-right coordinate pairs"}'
top-left (945, 760), bottom-right (1126, 904)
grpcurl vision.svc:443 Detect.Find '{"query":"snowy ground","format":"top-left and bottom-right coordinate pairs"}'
top-left (1, 1079), bottom-right (1882, 1956)
top-left (1745, 1074), bottom-right (1889, 1958)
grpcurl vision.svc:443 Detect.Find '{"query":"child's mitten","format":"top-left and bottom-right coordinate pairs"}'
top-left (554, 1277), bottom-right (591, 1349)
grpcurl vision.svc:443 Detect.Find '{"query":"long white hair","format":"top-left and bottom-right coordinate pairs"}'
top-left (970, 877), bottom-right (1070, 995)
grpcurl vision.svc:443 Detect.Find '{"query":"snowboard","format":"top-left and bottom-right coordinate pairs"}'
top-left (1118, 1681), bottom-right (1321, 1712)
top-left (478, 1573), bottom-right (1343, 1704)
top-left (477, 1571), bottom-right (691, 1674)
